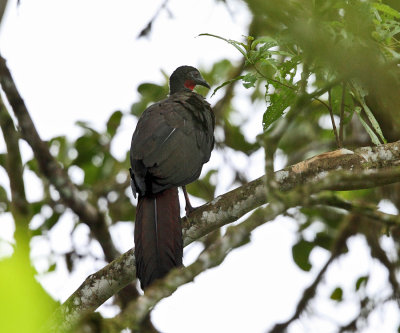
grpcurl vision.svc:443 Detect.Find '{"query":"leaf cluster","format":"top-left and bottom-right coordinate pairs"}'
top-left (205, 0), bottom-right (400, 145)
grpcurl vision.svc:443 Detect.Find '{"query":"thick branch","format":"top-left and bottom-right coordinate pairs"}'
top-left (0, 0), bottom-right (8, 27)
top-left (0, 96), bottom-right (30, 257)
top-left (183, 141), bottom-right (400, 244)
top-left (0, 54), bottom-right (119, 262)
top-left (0, 97), bottom-right (28, 216)
top-left (54, 140), bottom-right (400, 330)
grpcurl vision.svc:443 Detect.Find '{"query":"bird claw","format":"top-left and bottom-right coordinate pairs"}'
top-left (185, 203), bottom-right (196, 216)
top-left (182, 185), bottom-right (196, 216)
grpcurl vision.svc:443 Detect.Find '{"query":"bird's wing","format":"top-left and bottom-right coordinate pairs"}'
top-left (130, 92), bottom-right (214, 193)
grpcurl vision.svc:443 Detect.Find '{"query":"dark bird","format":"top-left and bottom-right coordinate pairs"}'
top-left (130, 66), bottom-right (215, 290)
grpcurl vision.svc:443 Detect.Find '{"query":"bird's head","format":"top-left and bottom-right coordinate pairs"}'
top-left (169, 65), bottom-right (210, 95)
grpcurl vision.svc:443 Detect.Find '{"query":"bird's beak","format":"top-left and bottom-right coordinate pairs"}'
top-left (195, 75), bottom-right (210, 89)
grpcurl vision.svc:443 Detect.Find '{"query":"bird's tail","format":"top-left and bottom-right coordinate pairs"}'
top-left (134, 187), bottom-right (183, 290)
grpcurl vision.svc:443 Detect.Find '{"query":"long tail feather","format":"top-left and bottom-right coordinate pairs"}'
top-left (134, 187), bottom-right (182, 290)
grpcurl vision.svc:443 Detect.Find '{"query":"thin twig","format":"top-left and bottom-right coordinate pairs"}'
top-left (137, 0), bottom-right (170, 38)
top-left (328, 88), bottom-right (340, 147)
top-left (311, 194), bottom-right (400, 228)
top-left (339, 81), bottom-right (347, 147)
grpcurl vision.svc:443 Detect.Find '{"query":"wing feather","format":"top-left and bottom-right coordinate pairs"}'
top-left (130, 91), bottom-right (214, 194)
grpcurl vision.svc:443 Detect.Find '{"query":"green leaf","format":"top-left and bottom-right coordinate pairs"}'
top-left (131, 101), bottom-right (148, 116)
top-left (263, 81), bottom-right (297, 130)
top-left (83, 162), bottom-right (101, 185)
top-left (131, 82), bottom-right (168, 116)
top-left (330, 287), bottom-right (343, 301)
top-left (352, 82), bottom-right (386, 144)
top-left (43, 212), bottom-right (61, 230)
top-left (106, 110), bottom-right (123, 138)
top-left (0, 153), bottom-right (6, 167)
top-left (355, 107), bottom-right (381, 145)
top-left (0, 185), bottom-right (8, 204)
top-left (355, 275), bottom-right (369, 291)
top-left (186, 169), bottom-right (217, 202)
top-left (247, 37), bottom-right (281, 65)
top-left (292, 239), bottom-right (314, 271)
top-left (211, 76), bottom-right (244, 97)
top-left (109, 196), bottom-right (135, 222)
top-left (224, 119), bottom-right (259, 155)
top-left (360, 101), bottom-right (386, 144)
top-left (74, 134), bottom-right (99, 166)
top-left (277, 56), bottom-right (301, 81)
top-left (0, 185), bottom-right (8, 212)
top-left (372, 3), bottom-right (400, 18)
top-left (26, 158), bottom-right (39, 174)
top-left (251, 36), bottom-right (278, 50)
top-left (47, 262), bottom-right (57, 273)
top-left (30, 201), bottom-right (44, 216)
top-left (242, 73), bottom-right (257, 89)
top-left (75, 121), bottom-right (99, 135)
top-left (137, 83), bottom-right (167, 101)
top-left (199, 33), bottom-right (248, 60)
top-left (100, 153), bottom-right (116, 179)
top-left (338, 189), bottom-right (374, 202)
top-left (314, 231), bottom-right (334, 251)
top-left (0, 251), bottom-right (57, 333)
top-left (49, 136), bottom-right (70, 165)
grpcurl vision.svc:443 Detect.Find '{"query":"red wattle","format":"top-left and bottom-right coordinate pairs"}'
top-left (184, 80), bottom-right (195, 90)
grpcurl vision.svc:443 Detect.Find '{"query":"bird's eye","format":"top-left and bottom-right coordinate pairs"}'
top-left (192, 71), bottom-right (199, 78)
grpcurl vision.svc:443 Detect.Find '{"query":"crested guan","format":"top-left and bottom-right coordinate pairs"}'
top-left (129, 66), bottom-right (215, 290)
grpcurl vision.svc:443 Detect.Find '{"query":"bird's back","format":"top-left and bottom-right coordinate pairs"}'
top-left (130, 91), bottom-right (215, 196)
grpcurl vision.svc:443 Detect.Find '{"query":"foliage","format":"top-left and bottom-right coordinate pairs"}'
top-left (204, 0), bottom-right (400, 144)
top-left (0, 244), bottom-right (57, 333)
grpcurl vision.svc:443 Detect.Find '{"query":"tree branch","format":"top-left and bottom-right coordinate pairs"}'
top-left (311, 193), bottom-right (400, 229)
top-left (52, 140), bottom-right (400, 330)
top-left (137, 0), bottom-right (170, 38)
top-left (338, 81), bottom-right (346, 147)
top-left (0, 96), bottom-right (30, 256)
top-left (0, 97), bottom-right (28, 216)
top-left (0, 54), bottom-right (119, 262)
top-left (328, 88), bottom-right (340, 147)
top-left (0, 0), bottom-right (8, 28)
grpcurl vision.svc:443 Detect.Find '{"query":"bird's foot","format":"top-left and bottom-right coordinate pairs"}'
top-left (185, 203), bottom-right (196, 216)
top-left (182, 185), bottom-right (196, 216)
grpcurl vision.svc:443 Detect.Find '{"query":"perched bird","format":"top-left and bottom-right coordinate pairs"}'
top-left (130, 66), bottom-right (215, 290)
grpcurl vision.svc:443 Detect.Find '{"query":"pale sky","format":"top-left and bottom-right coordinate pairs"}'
top-left (0, 1), bottom-right (398, 332)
